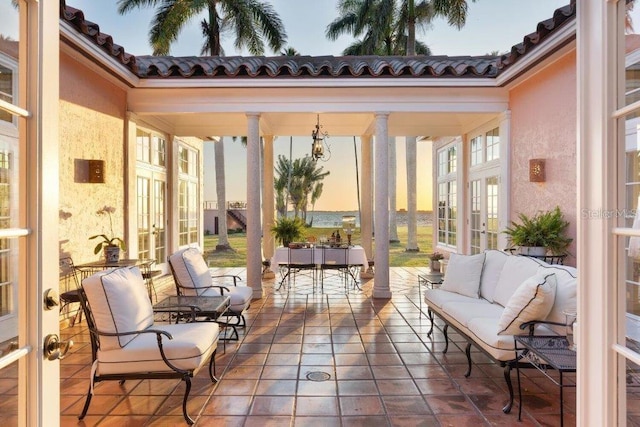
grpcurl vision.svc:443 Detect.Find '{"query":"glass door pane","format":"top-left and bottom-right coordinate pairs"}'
top-left (486, 176), bottom-right (499, 250)
top-left (470, 179), bottom-right (481, 254)
top-left (153, 179), bottom-right (166, 263)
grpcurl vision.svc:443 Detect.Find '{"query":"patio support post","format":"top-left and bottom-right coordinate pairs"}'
top-left (262, 134), bottom-right (275, 279)
top-left (406, 136), bottom-right (418, 251)
top-left (374, 113), bottom-right (391, 298)
top-left (360, 134), bottom-right (374, 278)
top-left (246, 113), bottom-right (263, 298)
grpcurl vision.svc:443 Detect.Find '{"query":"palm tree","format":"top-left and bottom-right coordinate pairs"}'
top-left (274, 156), bottom-right (330, 223)
top-left (326, 0), bottom-right (431, 56)
top-left (117, 0), bottom-right (287, 56)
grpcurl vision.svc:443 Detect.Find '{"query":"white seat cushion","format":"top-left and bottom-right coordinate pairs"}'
top-left (441, 301), bottom-right (504, 328)
top-left (466, 317), bottom-right (556, 361)
top-left (424, 288), bottom-right (491, 310)
top-left (200, 285), bottom-right (252, 312)
top-left (97, 322), bottom-right (219, 375)
top-left (82, 267), bottom-right (154, 350)
top-left (439, 253), bottom-right (486, 298)
top-left (497, 270), bottom-right (557, 335)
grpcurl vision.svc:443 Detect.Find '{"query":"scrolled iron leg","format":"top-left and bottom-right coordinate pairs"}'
top-left (502, 363), bottom-right (514, 414)
top-left (443, 324), bottom-right (449, 354)
top-left (464, 343), bottom-right (472, 377)
top-left (78, 383), bottom-right (93, 420)
top-left (426, 309), bottom-right (435, 337)
top-left (182, 377), bottom-right (195, 425)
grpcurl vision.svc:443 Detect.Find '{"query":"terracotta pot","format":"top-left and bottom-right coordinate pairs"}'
top-left (430, 259), bottom-right (441, 272)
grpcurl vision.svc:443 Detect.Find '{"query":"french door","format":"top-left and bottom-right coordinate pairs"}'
top-left (137, 172), bottom-right (167, 268)
top-left (469, 171), bottom-right (500, 254)
top-left (0, 1), bottom-right (61, 425)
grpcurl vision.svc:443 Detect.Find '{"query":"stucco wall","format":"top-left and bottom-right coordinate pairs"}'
top-left (509, 51), bottom-right (577, 265)
top-left (58, 51), bottom-right (127, 264)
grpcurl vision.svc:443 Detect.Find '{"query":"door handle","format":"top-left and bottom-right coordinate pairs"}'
top-left (43, 334), bottom-right (73, 361)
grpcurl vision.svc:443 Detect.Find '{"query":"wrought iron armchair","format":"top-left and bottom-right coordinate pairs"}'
top-left (76, 266), bottom-right (220, 425)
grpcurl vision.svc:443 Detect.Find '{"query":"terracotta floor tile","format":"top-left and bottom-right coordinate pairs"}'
top-left (371, 365), bottom-right (411, 379)
top-left (425, 394), bottom-right (478, 415)
top-left (293, 416), bottom-right (342, 426)
top-left (295, 396), bottom-right (340, 416)
top-left (339, 395), bottom-right (385, 416)
top-left (297, 379), bottom-right (338, 396)
top-left (250, 395), bottom-right (295, 415)
top-left (202, 395), bottom-right (252, 416)
top-left (261, 365), bottom-right (300, 380)
top-left (255, 379), bottom-right (298, 395)
top-left (376, 379), bottom-right (421, 396)
top-left (335, 366), bottom-right (374, 380)
top-left (337, 380), bottom-right (379, 396)
top-left (382, 395), bottom-right (433, 415)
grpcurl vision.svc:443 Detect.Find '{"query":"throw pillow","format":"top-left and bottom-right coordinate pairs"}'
top-left (82, 266), bottom-right (154, 349)
top-left (440, 253), bottom-right (486, 298)
top-left (497, 270), bottom-right (557, 335)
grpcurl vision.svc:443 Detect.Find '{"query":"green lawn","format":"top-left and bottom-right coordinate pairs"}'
top-left (205, 225), bottom-right (434, 268)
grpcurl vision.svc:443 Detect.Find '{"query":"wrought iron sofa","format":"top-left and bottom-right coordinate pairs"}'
top-left (423, 249), bottom-right (577, 413)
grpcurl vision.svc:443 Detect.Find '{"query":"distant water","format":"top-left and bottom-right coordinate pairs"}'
top-left (294, 211), bottom-right (433, 228)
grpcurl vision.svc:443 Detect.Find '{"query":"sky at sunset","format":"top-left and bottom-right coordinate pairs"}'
top-left (63, 0), bottom-right (569, 211)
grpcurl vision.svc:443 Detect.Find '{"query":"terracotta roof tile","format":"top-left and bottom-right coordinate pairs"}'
top-left (60, 0), bottom-right (576, 81)
top-left (132, 54), bottom-right (499, 78)
top-left (497, 2), bottom-right (576, 70)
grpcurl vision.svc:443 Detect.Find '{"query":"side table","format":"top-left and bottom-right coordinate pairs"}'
top-left (514, 335), bottom-right (576, 427)
top-left (153, 295), bottom-right (235, 344)
top-left (417, 272), bottom-right (443, 317)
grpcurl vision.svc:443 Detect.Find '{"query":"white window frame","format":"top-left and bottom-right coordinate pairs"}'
top-left (577, 1), bottom-right (622, 426)
top-left (435, 139), bottom-right (461, 251)
top-left (177, 141), bottom-right (200, 247)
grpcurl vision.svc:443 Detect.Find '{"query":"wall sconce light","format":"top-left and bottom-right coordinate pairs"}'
top-left (529, 158), bottom-right (545, 182)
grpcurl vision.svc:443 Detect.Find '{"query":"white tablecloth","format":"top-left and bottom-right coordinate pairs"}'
top-left (270, 245), bottom-right (368, 273)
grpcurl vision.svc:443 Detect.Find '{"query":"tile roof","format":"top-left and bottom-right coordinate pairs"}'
top-left (60, 1), bottom-right (575, 81)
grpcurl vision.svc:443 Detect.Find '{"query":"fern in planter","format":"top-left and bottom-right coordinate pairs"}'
top-left (270, 216), bottom-right (305, 247)
top-left (504, 206), bottom-right (572, 255)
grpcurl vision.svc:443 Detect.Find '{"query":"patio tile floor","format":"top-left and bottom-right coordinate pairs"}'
top-left (59, 267), bottom-right (576, 426)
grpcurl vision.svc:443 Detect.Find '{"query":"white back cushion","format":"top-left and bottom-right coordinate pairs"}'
top-left (82, 267), bottom-right (154, 350)
top-left (538, 265), bottom-right (578, 334)
top-left (169, 247), bottom-right (212, 296)
top-left (480, 250), bottom-right (509, 302)
top-left (497, 270), bottom-right (557, 335)
top-left (440, 253), bottom-right (486, 298)
top-left (492, 256), bottom-right (541, 307)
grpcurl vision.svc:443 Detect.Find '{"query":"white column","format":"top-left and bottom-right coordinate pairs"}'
top-left (577, 2), bottom-right (616, 426)
top-left (389, 137), bottom-right (399, 243)
top-left (262, 135), bottom-right (276, 279)
top-left (374, 113), bottom-right (391, 298)
top-left (246, 113), bottom-right (263, 298)
top-left (406, 136), bottom-right (418, 251)
top-left (360, 134), bottom-right (374, 277)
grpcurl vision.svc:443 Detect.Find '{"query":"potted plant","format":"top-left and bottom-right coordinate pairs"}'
top-left (89, 206), bottom-right (126, 262)
top-left (428, 252), bottom-right (444, 272)
top-left (503, 206), bottom-right (572, 256)
top-left (270, 216), bottom-right (305, 248)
